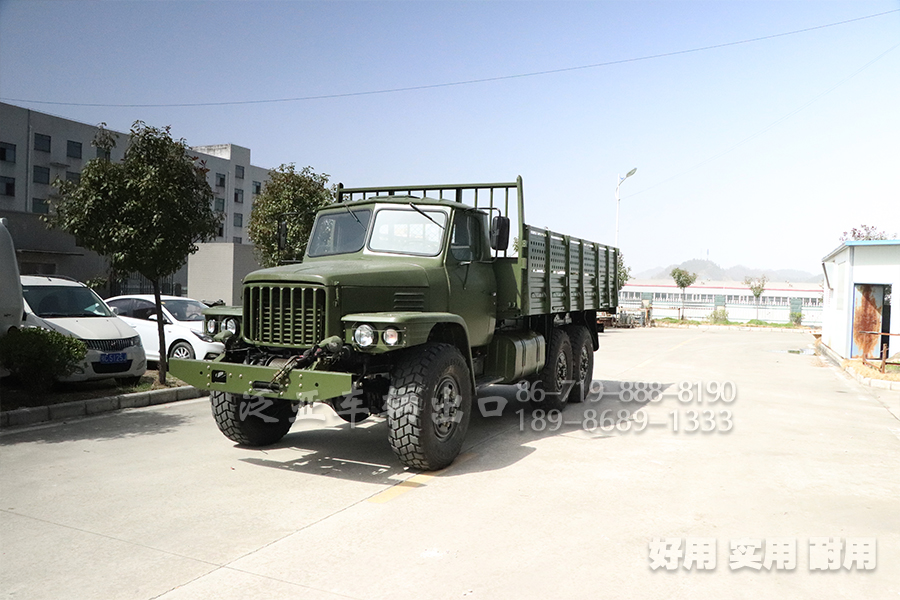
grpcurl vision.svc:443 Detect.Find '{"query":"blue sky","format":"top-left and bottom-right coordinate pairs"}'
top-left (2, 0), bottom-right (898, 275)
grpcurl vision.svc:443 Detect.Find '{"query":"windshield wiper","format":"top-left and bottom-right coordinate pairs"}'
top-left (344, 204), bottom-right (365, 229)
top-left (408, 203), bottom-right (445, 230)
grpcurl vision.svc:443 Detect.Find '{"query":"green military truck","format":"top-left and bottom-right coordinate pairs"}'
top-left (170, 177), bottom-right (618, 470)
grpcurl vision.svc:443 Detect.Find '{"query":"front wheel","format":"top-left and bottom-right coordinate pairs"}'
top-left (210, 391), bottom-right (296, 446)
top-left (387, 343), bottom-right (472, 471)
top-left (168, 341), bottom-right (195, 360)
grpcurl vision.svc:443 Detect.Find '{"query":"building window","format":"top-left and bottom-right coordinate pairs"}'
top-left (252, 180), bottom-right (261, 194)
top-left (233, 237), bottom-right (242, 244)
top-left (96, 147), bottom-right (110, 160)
top-left (0, 142), bottom-right (15, 163)
top-left (31, 198), bottom-right (49, 214)
top-left (217, 225), bottom-right (224, 238)
top-left (214, 197), bottom-right (225, 212)
top-left (33, 166), bottom-right (50, 185)
top-left (0, 176), bottom-right (14, 196)
top-left (66, 171), bottom-right (81, 184)
top-left (233, 212), bottom-right (243, 228)
top-left (235, 165), bottom-right (244, 179)
top-left (34, 133), bottom-right (51, 152)
top-left (234, 188), bottom-right (243, 203)
top-left (215, 173), bottom-right (226, 187)
top-left (67, 140), bottom-right (83, 159)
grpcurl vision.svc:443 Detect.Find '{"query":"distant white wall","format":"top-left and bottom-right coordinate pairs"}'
top-left (187, 242), bottom-right (261, 306)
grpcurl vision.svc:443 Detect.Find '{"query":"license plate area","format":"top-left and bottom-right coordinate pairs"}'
top-left (100, 352), bottom-right (127, 364)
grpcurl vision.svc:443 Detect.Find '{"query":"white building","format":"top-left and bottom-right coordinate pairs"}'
top-left (619, 279), bottom-right (824, 326)
top-left (0, 102), bottom-right (269, 294)
top-left (820, 240), bottom-right (899, 360)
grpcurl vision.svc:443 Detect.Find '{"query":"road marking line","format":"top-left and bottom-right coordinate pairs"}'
top-left (367, 452), bottom-right (476, 504)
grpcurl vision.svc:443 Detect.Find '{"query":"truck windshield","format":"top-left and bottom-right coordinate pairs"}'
top-left (22, 285), bottom-right (114, 318)
top-left (369, 208), bottom-right (448, 256)
top-left (307, 208), bottom-right (372, 257)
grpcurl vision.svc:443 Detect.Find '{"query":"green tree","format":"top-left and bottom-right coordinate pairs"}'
top-left (670, 267), bottom-right (697, 321)
top-left (840, 225), bottom-right (896, 241)
top-left (617, 252), bottom-right (632, 288)
top-left (248, 165), bottom-right (334, 267)
top-left (743, 275), bottom-right (768, 321)
top-left (49, 122), bottom-right (221, 383)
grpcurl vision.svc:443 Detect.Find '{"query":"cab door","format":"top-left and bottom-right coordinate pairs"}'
top-left (446, 210), bottom-right (497, 347)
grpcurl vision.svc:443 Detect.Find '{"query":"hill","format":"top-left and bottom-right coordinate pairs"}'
top-left (635, 259), bottom-right (823, 283)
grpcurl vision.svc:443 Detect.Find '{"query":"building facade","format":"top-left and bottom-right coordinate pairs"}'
top-left (619, 279), bottom-right (824, 326)
top-left (0, 102), bottom-right (269, 295)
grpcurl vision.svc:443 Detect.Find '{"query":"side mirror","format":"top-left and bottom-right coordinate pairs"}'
top-left (110, 306), bottom-right (120, 315)
top-left (490, 216), bottom-right (510, 251)
top-left (277, 220), bottom-right (287, 252)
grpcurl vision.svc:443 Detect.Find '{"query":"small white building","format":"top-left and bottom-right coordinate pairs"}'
top-left (821, 240), bottom-right (899, 360)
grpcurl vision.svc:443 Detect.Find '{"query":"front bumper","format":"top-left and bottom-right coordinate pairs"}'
top-left (169, 358), bottom-right (353, 403)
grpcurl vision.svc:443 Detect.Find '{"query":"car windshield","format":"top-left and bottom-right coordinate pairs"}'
top-left (22, 285), bottom-right (113, 318)
top-left (307, 208), bottom-right (372, 257)
top-left (161, 298), bottom-right (207, 322)
top-left (368, 208), bottom-right (448, 256)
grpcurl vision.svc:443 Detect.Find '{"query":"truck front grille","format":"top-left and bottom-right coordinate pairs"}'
top-left (244, 284), bottom-right (327, 348)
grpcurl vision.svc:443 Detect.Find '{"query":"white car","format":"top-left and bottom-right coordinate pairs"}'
top-left (106, 294), bottom-right (224, 362)
top-left (20, 276), bottom-right (147, 383)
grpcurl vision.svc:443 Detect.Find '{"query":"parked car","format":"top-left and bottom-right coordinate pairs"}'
top-left (20, 276), bottom-right (147, 384)
top-left (105, 294), bottom-right (224, 362)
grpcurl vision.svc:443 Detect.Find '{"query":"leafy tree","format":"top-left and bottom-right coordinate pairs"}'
top-left (840, 225), bottom-right (896, 241)
top-left (248, 165), bottom-right (334, 267)
top-left (743, 275), bottom-right (768, 321)
top-left (617, 252), bottom-right (632, 288)
top-left (49, 121), bottom-right (221, 383)
top-left (670, 267), bottom-right (697, 320)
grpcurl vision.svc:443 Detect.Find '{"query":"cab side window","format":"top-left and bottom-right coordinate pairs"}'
top-left (450, 212), bottom-right (483, 262)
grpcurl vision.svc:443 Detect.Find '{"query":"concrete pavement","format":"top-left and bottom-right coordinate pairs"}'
top-left (1, 328), bottom-right (898, 599)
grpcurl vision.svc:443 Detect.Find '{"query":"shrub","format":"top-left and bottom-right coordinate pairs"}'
top-left (0, 327), bottom-right (87, 392)
top-left (709, 308), bottom-right (729, 324)
top-left (790, 311), bottom-right (803, 326)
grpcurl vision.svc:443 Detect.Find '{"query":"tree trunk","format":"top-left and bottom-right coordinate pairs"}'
top-left (151, 278), bottom-right (167, 384)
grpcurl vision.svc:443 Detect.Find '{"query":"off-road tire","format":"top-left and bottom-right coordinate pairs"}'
top-left (533, 328), bottom-right (573, 411)
top-left (210, 391), bottom-right (295, 446)
top-left (564, 325), bottom-right (594, 403)
top-left (168, 341), bottom-right (195, 360)
top-left (387, 343), bottom-right (472, 471)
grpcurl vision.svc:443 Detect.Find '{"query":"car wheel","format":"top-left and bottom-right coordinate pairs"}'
top-left (168, 341), bottom-right (195, 360)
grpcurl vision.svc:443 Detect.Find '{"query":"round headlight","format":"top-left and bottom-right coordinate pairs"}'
top-left (382, 328), bottom-right (400, 346)
top-left (353, 324), bottom-right (376, 347)
top-left (224, 317), bottom-right (238, 334)
top-left (205, 319), bottom-right (218, 334)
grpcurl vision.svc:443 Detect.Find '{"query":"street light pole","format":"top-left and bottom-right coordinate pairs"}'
top-left (615, 167), bottom-right (637, 248)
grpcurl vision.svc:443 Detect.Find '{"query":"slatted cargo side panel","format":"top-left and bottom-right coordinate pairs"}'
top-left (525, 226), bottom-right (547, 315)
top-left (547, 232), bottom-right (568, 314)
top-left (581, 241), bottom-right (599, 310)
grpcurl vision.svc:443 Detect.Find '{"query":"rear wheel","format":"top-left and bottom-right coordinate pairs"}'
top-left (387, 343), bottom-right (472, 471)
top-left (533, 328), bottom-right (573, 411)
top-left (210, 391), bottom-right (296, 446)
top-left (565, 325), bottom-right (594, 403)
